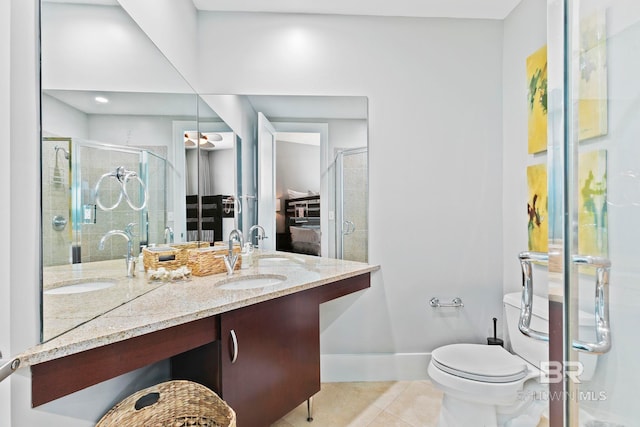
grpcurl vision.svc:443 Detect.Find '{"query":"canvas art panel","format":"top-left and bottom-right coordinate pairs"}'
top-left (578, 12), bottom-right (608, 141)
top-left (527, 163), bottom-right (548, 252)
top-left (527, 45), bottom-right (548, 154)
top-left (578, 149), bottom-right (608, 257)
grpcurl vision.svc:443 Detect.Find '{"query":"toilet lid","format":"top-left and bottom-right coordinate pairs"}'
top-left (431, 343), bottom-right (528, 383)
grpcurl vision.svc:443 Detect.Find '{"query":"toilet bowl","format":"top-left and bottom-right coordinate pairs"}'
top-left (428, 292), bottom-right (598, 427)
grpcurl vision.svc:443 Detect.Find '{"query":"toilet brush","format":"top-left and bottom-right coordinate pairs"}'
top-left (487, 317), bottom-right (504, 346)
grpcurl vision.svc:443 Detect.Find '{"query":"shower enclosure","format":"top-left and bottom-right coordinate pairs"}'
top-left (335, 147), bottom-right (368, 262)
top-left (42, 137), bottom-right (168, 267)
top-left (540, 1), bottom-right (640, 425)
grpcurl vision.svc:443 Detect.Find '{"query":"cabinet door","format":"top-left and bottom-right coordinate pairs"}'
top-left (220, 291), bottom-right (320, 426)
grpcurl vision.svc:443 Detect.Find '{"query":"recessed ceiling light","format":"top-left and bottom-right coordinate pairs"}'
top-left (94, 96), bottom-right (109, 104)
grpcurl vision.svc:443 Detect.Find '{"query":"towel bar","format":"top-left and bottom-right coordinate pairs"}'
top-left (430, 297), bottom-right (464, 308)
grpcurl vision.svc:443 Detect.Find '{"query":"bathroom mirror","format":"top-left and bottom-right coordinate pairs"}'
top-left (39, 0), bottom-right (369, 342)
top-left (239, 95), bottom-right (369, 262)
top-left (39, 0), bottom-right (206, 341)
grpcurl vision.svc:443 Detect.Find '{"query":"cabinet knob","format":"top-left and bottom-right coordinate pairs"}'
top-left (230, 329), bottom-right (238, 364)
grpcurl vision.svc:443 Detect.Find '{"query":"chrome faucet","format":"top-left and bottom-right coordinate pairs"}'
top-left (99, 223), bottom-right (136, 277)
top-left (223, 229), bottom-right (245, 275)
top-left (248, 224), bottom-right (267, 248)
top-left (164, 226), bottom-right (174, 244)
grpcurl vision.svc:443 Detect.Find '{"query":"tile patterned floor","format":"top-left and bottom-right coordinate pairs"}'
top-left (272, 381), bottom-right (550, 427)
top-left (272, 381), bottom-right (443, 427)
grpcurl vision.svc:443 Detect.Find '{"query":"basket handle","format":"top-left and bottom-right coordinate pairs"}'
top-left (134, 392), bottom-right (160, 410)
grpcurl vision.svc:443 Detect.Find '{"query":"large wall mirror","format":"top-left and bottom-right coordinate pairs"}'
top-left (39, 0), bottom-right (232, 341)
top-left (39, 1), bottom-right (369, 343)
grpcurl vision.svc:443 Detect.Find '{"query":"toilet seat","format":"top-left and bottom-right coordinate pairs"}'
top-left (431, 344), bottom-right (529, 383)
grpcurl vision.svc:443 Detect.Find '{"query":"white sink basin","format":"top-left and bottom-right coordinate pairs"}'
top-left (217, 274), bottom-right (287, 290)
top-left (44, 280), bottom-right (117, 295)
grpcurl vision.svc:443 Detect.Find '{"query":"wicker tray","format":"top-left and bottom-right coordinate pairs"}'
top-left (187, 245), bottom-right (242, 276)
top-left (96, 380), bottom-right (236, 427)
top-left (142, 247), bottom-right (186, 272)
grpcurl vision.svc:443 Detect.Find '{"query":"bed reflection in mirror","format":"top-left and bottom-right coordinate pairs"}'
top-left (245, 95), bottom-right (368, 262)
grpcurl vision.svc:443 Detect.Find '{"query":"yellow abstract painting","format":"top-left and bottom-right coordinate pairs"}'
top-left (578, 150), bottom-right (608, 256)
top-left (527, 45), bottom-right (548, 154)
top-left (527, 163), bottom-right (548, 252)
top-left (578, 12), bottom-right (608, 141)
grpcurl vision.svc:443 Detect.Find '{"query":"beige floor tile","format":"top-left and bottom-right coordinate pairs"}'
top-left (368, 381), bottom-right (412, 410)
top-left (346, 403), bottom-right (385, 426)
top-left (275, 382), bottom-right (401, 427)
top-left (271, 419), bottom-right (296, 427)
top-left (272, 381), bottom-right (548, 427)
top-left (366, 409), bottom-right (415, 427)
top-left (382, 381), bottom-right (443, 427)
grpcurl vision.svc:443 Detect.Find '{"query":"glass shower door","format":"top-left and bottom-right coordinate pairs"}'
top-left (335, 147), bottom-right (368, 262)
top-left (552, 0), bottom-right (640, 425)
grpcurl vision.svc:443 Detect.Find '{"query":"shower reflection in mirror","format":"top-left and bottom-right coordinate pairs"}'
top-left (42, 137), bottom-right (167, 266)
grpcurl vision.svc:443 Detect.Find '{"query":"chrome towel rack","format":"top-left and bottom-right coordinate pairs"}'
top-left (94, 166), bottom-right (148, 211)
top-left (430, 297), bottom-right (464, 308)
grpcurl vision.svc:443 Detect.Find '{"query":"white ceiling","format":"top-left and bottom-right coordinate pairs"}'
top-left (192, 0), bottom-right (523, 20)
top-left (44, 90), bottom-right (203, 116)
top-left (43, 0), bottom-right (523, 20)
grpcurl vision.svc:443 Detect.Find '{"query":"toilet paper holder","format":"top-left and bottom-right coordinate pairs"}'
top-left (430, 297), bottom-right (464, 308)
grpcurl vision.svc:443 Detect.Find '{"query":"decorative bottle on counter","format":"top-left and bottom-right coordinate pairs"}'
top-left (241, 243), bottom-right (253, 269)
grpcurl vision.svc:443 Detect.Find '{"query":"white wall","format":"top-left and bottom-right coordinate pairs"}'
top-left (194, 11), bottom-right (505, 378)
top-left (276, 141), bottom-right (320, 197)
top-left (9, 0), bottom-right (43, 421)
top-left (1, 0), bottom-right (12, 422)
top-left (42, 94), bottom-right (89, 139)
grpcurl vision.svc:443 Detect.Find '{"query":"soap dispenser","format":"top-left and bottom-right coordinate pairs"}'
top-left (241, 242), bottom-right (253, 269)
top-left (138, 245), bottom-right (146, 272)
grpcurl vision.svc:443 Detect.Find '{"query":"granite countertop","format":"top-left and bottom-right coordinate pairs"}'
top-left (22, 251), bottom-right (379, 368)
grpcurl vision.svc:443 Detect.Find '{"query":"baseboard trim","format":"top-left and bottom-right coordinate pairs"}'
top-left (320, 353), bottom-right (432, 382)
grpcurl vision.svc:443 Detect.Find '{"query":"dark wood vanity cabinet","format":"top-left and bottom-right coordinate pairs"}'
top-left (172, 273), bottom-right (371, 427)
top-left (172, 291), bottom-right (321, 426)
top-left (219, 291), bottom-right (320, 426)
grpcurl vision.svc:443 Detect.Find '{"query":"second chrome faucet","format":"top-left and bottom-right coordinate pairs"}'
top-left (222, 229), bottom-right (245, 275)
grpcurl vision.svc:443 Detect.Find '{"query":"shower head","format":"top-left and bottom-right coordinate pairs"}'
top-left (54, 145), bottom-right (70, 160)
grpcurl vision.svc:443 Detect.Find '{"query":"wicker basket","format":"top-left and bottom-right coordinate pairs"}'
top-left (169, 241), bottom-right (210, 252)
top-left (95, 380), bottom-right (236, 427)
top-left (187, 245), bottom-right (242, 276)
top-left (142, 247), bottom-right (186, 272)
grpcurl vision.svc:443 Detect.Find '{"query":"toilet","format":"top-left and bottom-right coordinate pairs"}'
top-left (427, 292), bottom-right (598, 427)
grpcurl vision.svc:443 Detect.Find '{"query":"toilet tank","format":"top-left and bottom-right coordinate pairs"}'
top-left (504, 292), bottom-right (549, 369)
top-left (503, 292), bottom-right (598, 381)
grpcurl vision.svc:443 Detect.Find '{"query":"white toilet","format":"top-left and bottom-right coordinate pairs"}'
top-left (427, 292), bottom-right (598, 427)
